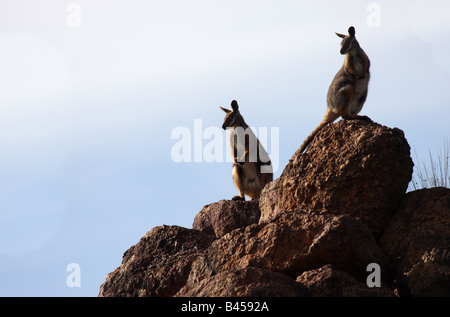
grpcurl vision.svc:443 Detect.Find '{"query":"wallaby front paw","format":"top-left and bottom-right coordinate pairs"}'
top-left (232, 195), bottom-right (245, 201)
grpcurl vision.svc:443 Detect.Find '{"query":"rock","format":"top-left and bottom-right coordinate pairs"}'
top-left (193, 200), bottom-right (260, 238)
top-left (190, 211), bottom-right (387, 283)
top-left (379, 187), bottom-right (450, 296)
top-left (296, 264), bottom-right (395, 297)
top-left (408, 263), bottom-right (450, 297)
top-left (176, 267), bottom-right (310, 297)
top-left (98, 225), bottom-right (215, 297)
top-left (259, 178), bottom-right (282, 223)
top-left (260, 120), bottom-right (413, 237)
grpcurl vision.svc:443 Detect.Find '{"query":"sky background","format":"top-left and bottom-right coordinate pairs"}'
top-left (0, 0), bottom-right (449, 296)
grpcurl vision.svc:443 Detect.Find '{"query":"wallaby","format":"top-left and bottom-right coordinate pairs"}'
top-left (221, 100), bottom-right (273, 201)
top-left (298, 26), bottom-right (372, 154)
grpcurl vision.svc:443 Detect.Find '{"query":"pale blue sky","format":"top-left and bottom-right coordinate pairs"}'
top-left (0, 0), bottom-right (449, 296)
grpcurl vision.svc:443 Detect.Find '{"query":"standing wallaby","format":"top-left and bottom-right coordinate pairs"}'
top-left (221, 100), bottom-right (273, 201)
top-left (298, 26), bottom-right (372, 154)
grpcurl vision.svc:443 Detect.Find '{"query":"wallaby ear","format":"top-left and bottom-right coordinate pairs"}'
top-left (335, 32), bottom-right (346, 39)
top-left (231, 100), bottom-right (239, 112)
top-left (220, 106), bottom-right (231, 114)
top-left (348, 26), bottom-right (355, 37)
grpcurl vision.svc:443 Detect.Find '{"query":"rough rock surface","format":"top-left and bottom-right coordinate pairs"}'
top-left (379, 187), bottom-right (450, 296)
top-left (296, 264), bottom-right (395, 297)
top-left (99, 225), bottom-right (215, 297)
top-left (99, 121), bottom-right (450, 297)
top-left (259, 178), bottom-right (282, 223)
top-left (260, 120), bottom-right (413, 237)
top-left (176, 267), bottom-right (310, 297)
top-left (193, 200), bottom-right (260, 238)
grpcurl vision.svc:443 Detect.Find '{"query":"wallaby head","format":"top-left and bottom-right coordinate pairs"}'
top-left (336, 26), bottom-right (360, 55)
top-left (220, 100), bottom-right (247, 130)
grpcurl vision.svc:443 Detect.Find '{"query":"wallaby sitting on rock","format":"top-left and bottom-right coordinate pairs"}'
top-left (298, 26), bottom-right (372, 154)
top-left (221, 100), bottom-right (273, 201)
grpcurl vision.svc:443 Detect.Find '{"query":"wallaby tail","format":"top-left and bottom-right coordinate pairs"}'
top-left (297, 109), bottom-right (339, 154)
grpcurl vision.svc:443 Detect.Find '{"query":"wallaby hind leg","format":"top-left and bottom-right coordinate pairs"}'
top-left (232, 164), bottom-right (246, 201)
top-left (334, 86), bottom-right (372, 123)
top-left (331, 85), bottom-right (354, 115)
top-left (342, 89), bottom-right (372, 122)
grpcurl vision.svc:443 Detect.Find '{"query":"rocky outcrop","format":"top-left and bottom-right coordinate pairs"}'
top-left (99, 120), bottom-right (450, 297)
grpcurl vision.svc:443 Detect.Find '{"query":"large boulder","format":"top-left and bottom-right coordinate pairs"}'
top-left (193, 200), bottom-right (260, 238)
top-left (98, 225), bottom-right (215, 297)
top-left (379, 187), bottom-right (450, 296)
top-left (260, 120), bottom-right (413, 237)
